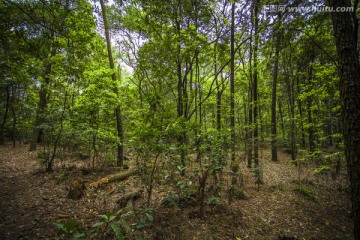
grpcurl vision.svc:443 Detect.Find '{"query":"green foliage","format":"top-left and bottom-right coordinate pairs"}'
top-left (270, 183), bottom-right (287, 191)
top-left (207, 196), bottom-right (220, 208)
top-left (54, 210), bottom-right (135, 240)
top-left (37, 151), bottom-right (53, 169)
top-left (314, 165), bottom-right (331, 175)
top-left (136, 208), bottom-right (154, 229)
top-left (91, 211), bottom-right (131, 239)
top-left (293, 182), bottom-right (317, 201)
top-left (53, 219), bottom-right (85, 240)
top-left (161, 195), bottom-right (178, 207)
top-left (306, 150), bottom-right (326, 164)
top-left (229, 185), bottom-right (246, 200)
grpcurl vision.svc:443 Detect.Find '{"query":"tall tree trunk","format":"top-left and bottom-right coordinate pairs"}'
top-left (278, 98), bottom-right (285, 139)
top-left (30, 44), bottom-right (56, 151)
top-left (230, 1), bottom-right (236, 166)
top-left (247, 78), bottom-right (253, 168)
top-left (271, 16), bottom-right (281, 162)
top-left (285, 70), bottom-right (296, 161)
top-left (296, 75), bottom-right (306, 148)
top-left (10, 85), bottom-right (17, 147)
top-left (306, 55), bottom-right (316, 152)
top-left (247, 1), bottom-right (254, 168)
top-left (214, 23), bottom-right (222, 132)
top-left (290, 76), bottom-right (296, 160)
top-left (328, 0), bottom-right (360, 239)
top-left (253, 0), bottom-right (262, 183)
top-left (229, 1), bottom-right (240, 194)
top-left (0, 84), bottom-right (11, 144)
top-left (100, 0), bottom-right (124, 166)
top-left (174, 1), bottom-right (186, 169)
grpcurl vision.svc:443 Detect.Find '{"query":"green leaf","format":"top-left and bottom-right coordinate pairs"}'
top-left (53, 222), bottom-right (67, 235)
top-left (64, 219), bottom-right (78, 231)
top-left (145, 213), bottom-right (153, 221)
top-left (98, 214), bottom-right (110, 221)
top-left (70, 233), bottom-right (86, 240)
top-left (118, 219), bottom-right (132, 231)
top-left (92, 222), bottom-right (105, 228)
top-left (121, 210), bottom-right (135, 217)
top-left (109, 215), bottom-right (116, 222)
top-left (110, 223), bottom-right (126, 240)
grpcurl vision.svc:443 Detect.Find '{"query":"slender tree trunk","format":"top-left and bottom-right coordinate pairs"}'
top-left (228, 1), bottom-right (240, 196)
top-left (230, 1), bottom-right (236, 166)
top-left (285, 72), bottom-right (296, 161)
top-left (253, 0), bottom-right (260, 170)
top-left (47, 92), bottom-right (67, 172)
top-left (290, 76), bottom-right (296, 160)
top-left (328, 1), bottom-right (360, 238)
top-left (214, 27), bottom-right (222, 132)
top-left (0, 85), bottom-right (11, 144)
top-left (307, 98), bottom-right (316, 152)
top-left (30, 45), bottom-right (56, 151)
top-left (271, 17), bottom-right (281, 162)
top-left (100, 0), bottom-right (124, 166)
top-left (306, 56), bottom-right (316, 152)
top-left (173, 0), bottom-right (187, 169)
top-left (247, 79), bottom-right (253, 168)
top-left (10, 86), bottom-right (16, 147)
top-left (296, 75), bottom-right (306, 148)
top-left (247, 3), bottom-right (254, 168)
top-left (278, 99), bottom-right (285, 140)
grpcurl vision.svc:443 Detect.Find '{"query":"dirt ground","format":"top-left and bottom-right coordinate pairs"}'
top-left (0, 143), bottom-right (354, 240)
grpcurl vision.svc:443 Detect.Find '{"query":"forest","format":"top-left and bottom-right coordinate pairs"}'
top-left (0, 0), bottom-right (359, 239)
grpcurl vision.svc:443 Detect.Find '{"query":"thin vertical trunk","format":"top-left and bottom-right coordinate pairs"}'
top-left (30, 44), bottom-right (56, 151)
top-left (306, 57), bottom-right (316, 152)
top-left (10, 85), bottom-right (16, 147)
top-left (247, 79), bottom-right (253, 168)
top-left (296, 75), bottom-right (306, 148)
top-left (290, 76), bottom-right (296, 160)
top-left (228, 1), bottom-right (239, 196)
top-left (253, 0), bottom-right (259, 170)
top-left (47, 92), bottom-right (67, 172)
top-left (271, 18), bottom-right (281, 162)
top-left (175, 2), bottom-right (186, 168)
top-left (230, 1), bottom-right (236, 166)
top-left (195, 54), bottom-right (202, 162)
top-left (285, 72), bottom-right (296, 161)
top-left (214, 22), bottom-right (222, 132)
top-left (100, 0), bottom-right (124, 166)
top-left (246, 0), bottom-right (255, 168)
top-left (0, 85), bottom-right (10, 144)
top-left (278, 99), bottom-right (285, 139)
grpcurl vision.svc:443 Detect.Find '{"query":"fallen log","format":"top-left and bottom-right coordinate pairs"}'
top-left (115, 189), bottom-right (143, 208)
top-left (88, 169), bottom-right (139, 189)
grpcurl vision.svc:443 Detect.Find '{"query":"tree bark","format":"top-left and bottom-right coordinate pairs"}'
top-left (100, 0), bottom-right (124, 166)
top-left (89, 169), bottom-right (139, 189)
top-left (328, 0), bottom-right (360, 238)
top-left (230, 1), bottom-right (236, 166)
top-left (30, 45), bottom-right (56, 151)
top-left (296, 75), bottom-right (306, 148)
top-left (253, 0), bottom-right (260, 170)
top-left (0, 85), bottom-right (11, 144)
top-left (306, 54), bottom-right (316, 152)
top-left (271, 15), bottom-right (281, 162)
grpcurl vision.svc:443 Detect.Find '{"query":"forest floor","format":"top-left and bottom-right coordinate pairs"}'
top-left (0, 143), bottom-right (353, 240)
